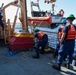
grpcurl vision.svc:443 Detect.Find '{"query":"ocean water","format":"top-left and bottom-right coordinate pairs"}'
top-left (14, 23), bottom-right (76, 54)
top-left (14, 23), bottom-right (22, 32)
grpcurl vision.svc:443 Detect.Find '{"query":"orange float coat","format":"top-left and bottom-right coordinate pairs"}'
top-left (66, 25), bottom-right (76, 40)
top-left (37, 31), bottom-right (45, 40)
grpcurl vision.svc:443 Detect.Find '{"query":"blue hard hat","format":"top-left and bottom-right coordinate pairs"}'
top-left (61, 19), bottom-right (67, 24)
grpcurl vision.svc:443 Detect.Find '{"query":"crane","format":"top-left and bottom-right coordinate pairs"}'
top-left (0, 0), bottom-right (57, 44)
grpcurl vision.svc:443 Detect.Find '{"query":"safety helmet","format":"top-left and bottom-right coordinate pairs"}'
top-left (34, 28), bottom-right (40, 32)
top-left (66, 14), bottom-right (75, 20)
top-left (61, 19), bottom-right (67, 24)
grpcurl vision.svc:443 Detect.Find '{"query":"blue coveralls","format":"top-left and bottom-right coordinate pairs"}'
top-left (35, 33), bottom-right (48, 54)
top-left (57, 26), bottom-right (75, 64)
top-left (0, 14), bottom-right (4, 30)
top-left (0, 11), bottom-right (2, 15)
top-left (54, 27), bottom-right (62, 56)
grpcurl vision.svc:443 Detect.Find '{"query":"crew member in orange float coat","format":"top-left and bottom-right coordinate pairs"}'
top-left (53, 19), bottom-right (67, 58)
top-left (33, 28), bottom-right (48, 59)
top-left (52, 14), bottom-right (76, 71)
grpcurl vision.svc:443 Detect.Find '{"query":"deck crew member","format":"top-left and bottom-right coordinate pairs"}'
top-left (0, 8), bottom-right (3, 15)
top-left (0, 12), bottom-right (4, 30)
top-left (53, 19), bottom-right (67, 58)
top-left (33, 28), bottom-right (48, 59)
top-left (30, 21), bottom-right (37, 33)
top-left (52, 14), bottom-right (76, 71)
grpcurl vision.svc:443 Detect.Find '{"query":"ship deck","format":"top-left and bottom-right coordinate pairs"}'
top-left (0, 44), bottom-right (76, 75)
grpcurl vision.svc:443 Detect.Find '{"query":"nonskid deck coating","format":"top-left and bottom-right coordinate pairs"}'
top-left (0, 46), bottom-right (76, 75)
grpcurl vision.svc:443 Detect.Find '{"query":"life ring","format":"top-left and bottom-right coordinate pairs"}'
top-left (59, 9), bottom-right (64, 16)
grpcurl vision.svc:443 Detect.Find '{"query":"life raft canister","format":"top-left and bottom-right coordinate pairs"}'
top-left (66, 25), bottom-right (76, 40)
top-left (37, 31), bottom-right (45, 40)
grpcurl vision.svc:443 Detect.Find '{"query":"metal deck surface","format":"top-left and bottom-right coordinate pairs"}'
top-left (0, 46), bottom-right (76, 75)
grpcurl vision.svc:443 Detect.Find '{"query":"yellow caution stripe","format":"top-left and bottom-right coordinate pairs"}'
top-left (14, 32), bottom-right (34, 38)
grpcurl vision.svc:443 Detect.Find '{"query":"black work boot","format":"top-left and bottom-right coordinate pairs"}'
top-left (53, 53), bottom-right (57, 58)
top-left (53, 51), bottom-right (58, 58)
top-left (64, 63), bottom-right (70, 69)
top-left (40, 52), bottom-right (44, 55)
top-left (52, 64), bottom-right (61, 71)
top-left (40, 51), bottom-right (44, 55)
top-left (32, 54), bottom-right (39, 59)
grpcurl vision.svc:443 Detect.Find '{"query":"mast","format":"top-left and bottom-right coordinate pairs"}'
top-left (52, 4), bottom-right (55, 14)
top-left (23, 0), bottom-right (28, 31)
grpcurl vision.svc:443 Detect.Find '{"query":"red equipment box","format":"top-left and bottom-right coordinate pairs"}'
top-left (9, 33), bottom-right (34, 51)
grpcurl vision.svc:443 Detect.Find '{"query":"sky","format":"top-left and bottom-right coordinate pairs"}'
top-left (0, 0), bottom-right (76, 23)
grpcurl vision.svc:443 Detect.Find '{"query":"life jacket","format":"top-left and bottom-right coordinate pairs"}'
top-left (37, 31), bottom-right (45, 40)
top-left (58, 25), bottom-right (64, 39)
top-left (66, 25), bottom-right (76, 40)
